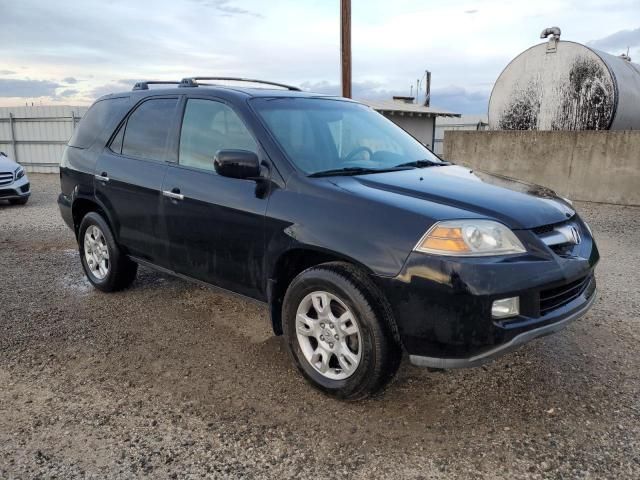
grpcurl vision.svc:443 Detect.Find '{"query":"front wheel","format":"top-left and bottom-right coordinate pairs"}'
top-left (78, 212), bottom-right (137, 292)
top-left (282, 262), bottom-right (401, 400)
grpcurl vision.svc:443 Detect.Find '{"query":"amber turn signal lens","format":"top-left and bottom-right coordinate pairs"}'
top-left (420, 235), bottom-right (470, 253)
top-left (419, 226), bottom-right (471, 253)
top-left (429, 226), bottom-right (462, 239)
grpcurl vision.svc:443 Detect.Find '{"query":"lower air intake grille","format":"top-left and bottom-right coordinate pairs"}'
top-left (540, 275), bottom-right (592, 316)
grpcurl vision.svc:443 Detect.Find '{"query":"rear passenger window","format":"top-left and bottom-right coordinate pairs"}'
top-left (68, 97), bottom-right (129, 149)
top-left (179, 99), bottom-right (257, 172)
top-left (122, 98), bottom-right (178, 161)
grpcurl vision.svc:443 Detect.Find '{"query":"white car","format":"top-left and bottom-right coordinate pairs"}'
top-left (0, 152), bottom-right (30, 205)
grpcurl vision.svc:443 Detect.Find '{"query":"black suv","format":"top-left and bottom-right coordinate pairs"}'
top-left (59, 77), bottom-right (598, 399)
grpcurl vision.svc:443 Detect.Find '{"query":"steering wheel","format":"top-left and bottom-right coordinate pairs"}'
top-left (343, 146), bottom-right (374, 164)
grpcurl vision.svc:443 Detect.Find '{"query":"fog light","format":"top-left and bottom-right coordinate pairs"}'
top-left (492, 297), bottom-right (519, 319)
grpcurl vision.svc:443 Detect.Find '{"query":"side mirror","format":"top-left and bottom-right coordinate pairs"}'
top-left (213, 150), bottom-right (261, 179)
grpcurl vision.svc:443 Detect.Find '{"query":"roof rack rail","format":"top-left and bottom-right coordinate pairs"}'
top-left (132, 81), bottom-right (182, 91)
top-left (179, 77), bottom-right (301, 91)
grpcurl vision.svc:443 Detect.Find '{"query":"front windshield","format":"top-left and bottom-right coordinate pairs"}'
top-left (251, 97), bottom-right (441, 175)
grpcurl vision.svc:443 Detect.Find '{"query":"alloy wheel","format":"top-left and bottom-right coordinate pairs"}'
top-left (295, 291), bottom-right (362, 380)
top-left (84, 225), bottom-right (110, 280)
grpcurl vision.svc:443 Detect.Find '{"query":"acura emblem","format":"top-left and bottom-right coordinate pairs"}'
top-left (568, 226), bottom-right (581, 245)
top-left (554, 224), bottom-right (581, 245)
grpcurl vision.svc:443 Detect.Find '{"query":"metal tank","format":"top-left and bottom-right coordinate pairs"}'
top-left (489, 27), bottom-right (640, 130)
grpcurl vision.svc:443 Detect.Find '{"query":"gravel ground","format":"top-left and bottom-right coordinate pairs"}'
top-left (1, 174), bottom-right (639, 479)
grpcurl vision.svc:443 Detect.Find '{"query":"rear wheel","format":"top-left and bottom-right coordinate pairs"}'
top-left (78, 212), bottom-right (137, 292)
top-left (283, 262), bottom-right (401, 400)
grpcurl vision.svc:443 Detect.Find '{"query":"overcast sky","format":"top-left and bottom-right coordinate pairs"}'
top-left (1, 0), bottom-right (638, 113)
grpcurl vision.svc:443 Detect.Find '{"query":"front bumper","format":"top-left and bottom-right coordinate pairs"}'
top-left (375, 226), bottom-right (599, 368)
top-left (409, 287), bottom-right (596, 368)
top-left (0, 175), bottom-right (30, 200)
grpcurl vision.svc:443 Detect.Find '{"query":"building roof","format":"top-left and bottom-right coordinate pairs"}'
top-left (436, 114), bottom-right (488, 126)
top-left (359, 99), bottom-right (460, 118)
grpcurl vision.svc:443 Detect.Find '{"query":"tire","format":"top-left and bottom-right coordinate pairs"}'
top-left (78, 212), bottom-right (137, 292)
top-left (282, 262), bottom-right (401, 400)
top-left (9, 197), bottom-right (28, 205)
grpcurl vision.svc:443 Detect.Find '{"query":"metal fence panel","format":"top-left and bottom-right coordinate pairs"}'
top-left (434, 115), bottom-right (488, 155)
top-left (0, 105), bottom-right (88, 173)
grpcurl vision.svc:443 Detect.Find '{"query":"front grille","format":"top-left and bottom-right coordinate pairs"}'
top-left (532, 223), bottom-right (557, 235)
top-left (533, 220), bottom-right (583, 257)
top-left (0, 189), bottom-right (17, 198)
top-left (539, 275), bottom-right (592, 315)
top-left (0, 171), bottom-right (13, 186)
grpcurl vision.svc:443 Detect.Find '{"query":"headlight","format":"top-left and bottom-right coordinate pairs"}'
top-left (15, 166), bottom-right (25, 180)
top-left (415, 219), bottom-right (526, 256)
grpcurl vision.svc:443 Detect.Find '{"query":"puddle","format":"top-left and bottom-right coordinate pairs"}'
top-left (61, 273), bottom-right (94, 296)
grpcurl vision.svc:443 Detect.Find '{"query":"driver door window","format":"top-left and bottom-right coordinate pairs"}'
top-left (179, 99), bottom-right (257, 172)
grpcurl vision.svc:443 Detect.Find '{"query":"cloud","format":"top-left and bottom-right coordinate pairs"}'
top-left (0, 79), bottom-right (61, 97)
top-left (300, 81), bottom-right (489, 114)
top-left (300, 80), bottom-right (404, 100)
top-left (58, 88), bottom-right (79, 97)
top-left (588, 27), bottom-right (640, 52)
top-left (429, 86), bottom-right (490, 115)
top-left (89, 83), bottom-right (124, 99)
top-left (190, 0), bottom-right (263, 17)
top-left (0, 0), bottom-right (638, 110)
top-left (62, 77), bottom-right (78, 84)
top-left (0, 70), bottom-right (16, 75)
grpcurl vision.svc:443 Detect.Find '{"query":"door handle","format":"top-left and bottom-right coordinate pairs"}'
top-left (162, 189), bottom-right (184, 201)
top-left (95, 172), bottom-right (109, 182)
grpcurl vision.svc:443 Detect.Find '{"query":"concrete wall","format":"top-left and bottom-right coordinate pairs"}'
top-left (382, 114), bottom-right (435, 149)
top-left (434, 115), bottom-right (487, 155)
top-left (444, 130), bottom-right (640, 206)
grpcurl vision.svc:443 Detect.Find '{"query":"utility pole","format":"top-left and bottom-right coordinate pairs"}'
top-left (341, 0), bottom-right (352, 98)
top-left (424, 70), bottom-right (431, 107)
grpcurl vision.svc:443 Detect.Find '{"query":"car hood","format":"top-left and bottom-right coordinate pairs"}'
top-left (0, 155), bottom-right (19, 171)
top-left (329, 165), bottom-right (575, 230)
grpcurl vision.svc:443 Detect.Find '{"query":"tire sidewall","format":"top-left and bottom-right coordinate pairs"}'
top-left (78, 212), bottom-right (118, 290)
top-left (283, 270), bottom-right (379, 397)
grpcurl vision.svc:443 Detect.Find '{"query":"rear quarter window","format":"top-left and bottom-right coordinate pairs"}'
top-left (68, 97), bottom-right (129, 149)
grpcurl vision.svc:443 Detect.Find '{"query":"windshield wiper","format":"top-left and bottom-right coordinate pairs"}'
top-left (394, 159), bottom-right (451, 168)
top-left (308, 166), bottom-right (412, 178)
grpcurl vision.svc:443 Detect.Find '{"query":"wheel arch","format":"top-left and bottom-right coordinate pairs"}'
top-left (267, 247), bottom-right (400, 346)
top-left (71, 196), bottom-right (117, 239)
